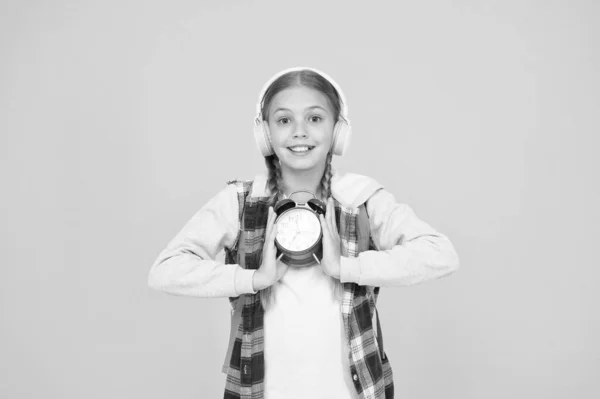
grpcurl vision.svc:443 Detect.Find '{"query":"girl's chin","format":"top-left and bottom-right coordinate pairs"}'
top-left (283, 158), bottom-right (317, 168)
top-left (280, 156), bottom-right (322, 170)
top-left (274, 147), bottom-right (329, 170)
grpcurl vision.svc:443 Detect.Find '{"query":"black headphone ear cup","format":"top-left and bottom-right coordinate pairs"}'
top-left (274, 199), bottom-right (296, 216)
top-left (307, 199), bottom-right (326, 216)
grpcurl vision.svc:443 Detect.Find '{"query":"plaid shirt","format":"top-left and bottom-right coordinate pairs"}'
top-left (223, 180), bottom-right (394, 399)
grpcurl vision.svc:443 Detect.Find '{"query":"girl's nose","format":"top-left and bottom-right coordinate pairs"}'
top-left (292, 121), bottom-right (308, 138)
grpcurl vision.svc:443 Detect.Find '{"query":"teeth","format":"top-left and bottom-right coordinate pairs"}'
top-left (289, 146), bottom-right (311, 152)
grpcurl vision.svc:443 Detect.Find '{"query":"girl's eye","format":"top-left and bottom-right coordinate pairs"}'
top-left (309, 115), bottom-right (322, 123)
top-left (278, 117), bottom-right (291, 125)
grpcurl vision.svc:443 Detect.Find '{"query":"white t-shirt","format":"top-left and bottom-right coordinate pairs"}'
top-left (263, 262), bottom-right (359, 399)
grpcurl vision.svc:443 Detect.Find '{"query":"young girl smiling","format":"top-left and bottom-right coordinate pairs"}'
top-left (149, 67), bottom-right (460, 399)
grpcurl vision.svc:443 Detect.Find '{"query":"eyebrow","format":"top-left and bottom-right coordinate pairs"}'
top-left (272, 105), bottom-right (329, 114)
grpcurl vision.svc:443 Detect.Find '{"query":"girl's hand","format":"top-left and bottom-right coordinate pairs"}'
top-left (319, 197), bottom-right (342, 279)
top-left (253, 207), bottom-right (288, 291)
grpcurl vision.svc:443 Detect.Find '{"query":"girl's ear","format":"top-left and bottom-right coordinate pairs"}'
top-left (274, 198), bottom-right (296, 216)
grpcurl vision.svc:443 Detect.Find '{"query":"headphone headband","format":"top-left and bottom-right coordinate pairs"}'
top-left (255, 66), bottom-right (349, 120)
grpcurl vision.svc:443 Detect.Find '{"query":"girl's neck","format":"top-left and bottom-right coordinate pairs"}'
top-left (280, 164), bottom-right (327, 200)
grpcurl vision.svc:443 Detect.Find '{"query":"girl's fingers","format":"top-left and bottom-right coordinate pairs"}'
top-left (327, 198), bottom-right (337, 237)
top-left (320, 214), bottom-right (331, 239)
top-left (265, 207), bottom-right (274, 239)
top-left (323, 201), bottom-right (329, 231)
top-left (264, 210), bottom-right (277, 258)
top-left (270, 222), bottom-right (277, 243)
top-left (267, 219), bottom-right (278, 255)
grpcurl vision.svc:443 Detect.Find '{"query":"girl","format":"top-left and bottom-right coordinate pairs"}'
top-left (148, 67), bottom-right (460, 399)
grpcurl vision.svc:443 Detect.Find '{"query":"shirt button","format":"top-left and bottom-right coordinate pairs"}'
top-left (353, 374), bottom-right (358, 381)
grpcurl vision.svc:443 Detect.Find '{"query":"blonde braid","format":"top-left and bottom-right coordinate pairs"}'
top-left (319, 151), bottom-right (343, 300)
top-left (260, 155), bottom-right (285, 310)
top-left (264, 154), bottom-right (285, 205)
top-left (318, 151), bottom-right (334, 201)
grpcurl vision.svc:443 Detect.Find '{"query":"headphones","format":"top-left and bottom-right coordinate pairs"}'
top-left (253, 66), bottom-right (352, 157)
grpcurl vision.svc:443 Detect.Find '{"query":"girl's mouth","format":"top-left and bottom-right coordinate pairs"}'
top-left (288, 145), bottom-right (315, 154)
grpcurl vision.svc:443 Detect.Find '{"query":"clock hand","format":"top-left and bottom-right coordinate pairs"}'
top-left (290, 231), bottom-right (300, 247)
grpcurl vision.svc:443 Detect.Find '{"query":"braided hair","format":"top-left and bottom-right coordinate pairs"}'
top-left (264, 150), bottom-right (333, 204)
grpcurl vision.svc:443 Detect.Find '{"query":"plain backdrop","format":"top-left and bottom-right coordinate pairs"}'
top-left (1, 1), bottom-right (598, 398)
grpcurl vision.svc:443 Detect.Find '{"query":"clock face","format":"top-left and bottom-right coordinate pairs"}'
top-left (275, 208), bottom-right (322, 252)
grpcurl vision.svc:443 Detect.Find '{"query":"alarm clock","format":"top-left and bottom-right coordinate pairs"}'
top-left (273, 191), bottom-right (327, 267)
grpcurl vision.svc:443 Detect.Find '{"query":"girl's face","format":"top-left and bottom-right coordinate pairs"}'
top-left (267, 86), bottom-right (336, 174)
